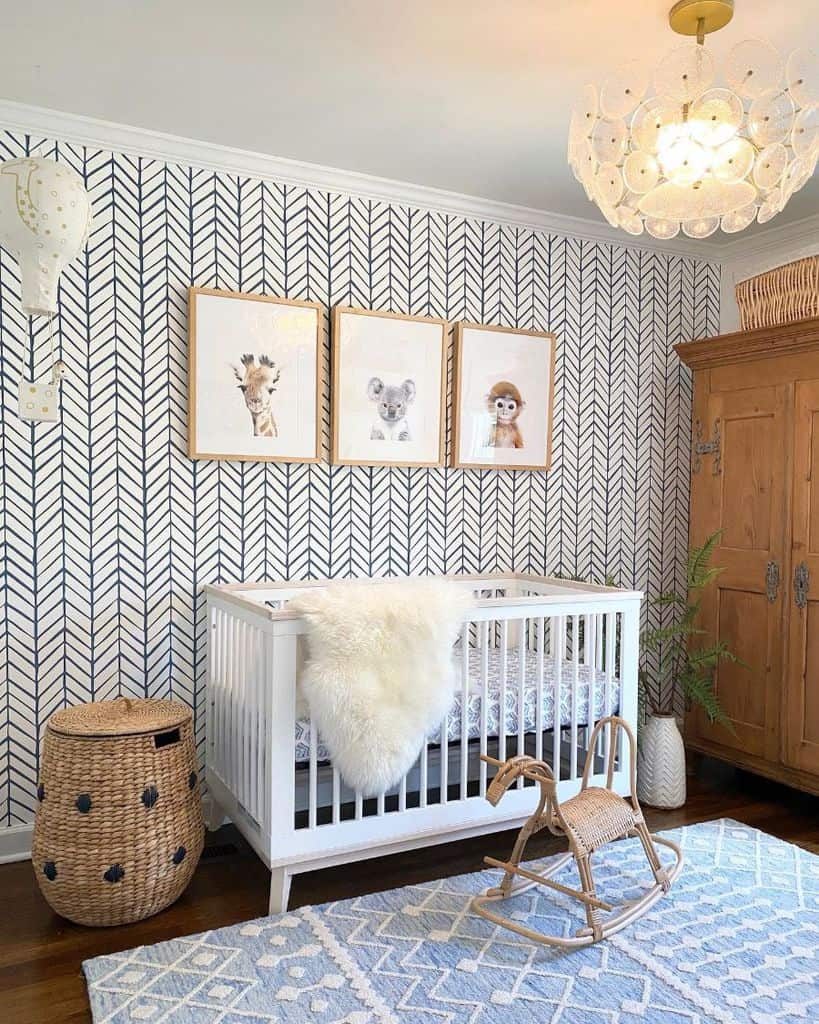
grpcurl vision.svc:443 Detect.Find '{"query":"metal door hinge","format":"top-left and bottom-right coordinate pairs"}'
top-left (692, 418), bottom-right (721, 475)
top-left (766, 561), bottom-right (780, 603)
top-left (794, 562), bottom-right (810, 610)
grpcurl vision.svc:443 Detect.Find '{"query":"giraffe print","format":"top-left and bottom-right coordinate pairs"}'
top-left (232, 353), bottom-right (281, 437)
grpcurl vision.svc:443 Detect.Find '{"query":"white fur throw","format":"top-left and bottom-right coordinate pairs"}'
top-left (290, 579), bottom-right (473, 796)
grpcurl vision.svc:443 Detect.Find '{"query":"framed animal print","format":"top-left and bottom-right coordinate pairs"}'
top-left (188, 287), bottom-right (323, 462)
top-left (331, 306), bottom-right (447, 467)
top-left (452, 322), bottom-right (556, 471)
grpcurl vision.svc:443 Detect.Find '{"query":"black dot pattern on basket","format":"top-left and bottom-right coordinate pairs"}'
top-left (37, 782), bottom-right (45, 802)
top-left (75, 793), bottom-right (92, 813)
top-left (43, 861), bottom-right (57, 881)
top-left (188, 771), bottom-right (197, 790)
top-left (104, 863), bottom-right (125, 883)
top-left (141, 785), bottom-right (159, 809)
top-left (172, 846), bottom-right (187, 865)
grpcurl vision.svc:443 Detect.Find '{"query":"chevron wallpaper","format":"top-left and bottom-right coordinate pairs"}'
top-left (0, 129), bottom-right (720, 833)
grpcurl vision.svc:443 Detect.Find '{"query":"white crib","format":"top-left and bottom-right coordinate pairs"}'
top-left (204, 573), bottom-right (641, 913)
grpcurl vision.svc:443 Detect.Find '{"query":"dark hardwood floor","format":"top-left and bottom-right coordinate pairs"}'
top-left (2, 758), bottom-right (818, 1024)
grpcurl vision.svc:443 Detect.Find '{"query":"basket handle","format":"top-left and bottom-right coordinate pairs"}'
top-left (120, 696), bottom-right (134, 713)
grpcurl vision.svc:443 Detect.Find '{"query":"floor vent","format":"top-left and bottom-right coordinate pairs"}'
top-left (201, 842), bottom-right (239, 860)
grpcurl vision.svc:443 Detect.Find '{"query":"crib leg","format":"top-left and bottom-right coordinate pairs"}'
top-left (202, 794), bottom-right (225, 832)
top-left (268, 867), bottom-right (292, 916)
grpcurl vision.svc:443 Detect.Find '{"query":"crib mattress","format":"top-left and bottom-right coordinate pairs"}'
top-left (294, 648), bottom-right (620, 763)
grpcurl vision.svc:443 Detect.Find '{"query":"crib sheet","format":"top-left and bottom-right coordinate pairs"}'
top-left (294, 647), bottom-right (620, 763)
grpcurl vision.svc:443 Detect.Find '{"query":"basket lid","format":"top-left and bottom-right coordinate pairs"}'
top-left (48, 697), bottom-right (190, 738)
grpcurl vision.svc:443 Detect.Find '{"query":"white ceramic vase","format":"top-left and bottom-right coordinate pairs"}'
top-left (637, 713), bottom-right (687, 809)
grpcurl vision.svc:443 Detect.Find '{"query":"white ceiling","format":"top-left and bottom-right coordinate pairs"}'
top-left (0, 0), bottom-right (817, 241)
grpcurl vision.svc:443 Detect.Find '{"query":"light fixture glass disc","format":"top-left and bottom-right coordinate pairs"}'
top-left (618, 207), bottom-right (644, 235)
top-left (623, 150), bottom-right (660, 193)
top-left (654, 43), bottom-right (715, 103)
top-left (786, 48), bottom-right (818, 107)
top-left (638, 178), bottom-right (756, 220)
top-left (712, 138), bottom-right (755, 184)
top-left (721, 204), bottom-right (758, 233)
top-left (726, 38), bottom-right (784, 99)
top-left (781, 156), bottom-right (812, 200)
top-left (631, 97), bottom-right (682, 153)
top-left (644, 217), bottom-right (680, 240)
top-left (600, 60), bottom-right (649, 118)
top-left (574, 83), bottom-right (599, 125)
top-left (593, 162), bottom-right (625, 205)
top-left (689, 89), bottom-right (744, 147)
top-left (748, 88), bottom-right (796, 146)
top-left (792, 103), bottom-right (819, 158)
top-left (591, 117), bottom-right (628, 163)
top-left (757, 187), bottom-right (783, 223)
top-left (683, 217), bottom-right (720, 239)
top-left (753, 143), bottom-right (789, 189)
top-left (659, 138), bottom-right (709, 186)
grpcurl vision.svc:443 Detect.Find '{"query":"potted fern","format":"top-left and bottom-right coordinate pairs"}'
top-left (637, 531), bottom-right (737, 809)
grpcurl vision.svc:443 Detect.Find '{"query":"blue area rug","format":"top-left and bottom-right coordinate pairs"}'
top-left (84, 819), bottom-right (819, 1023)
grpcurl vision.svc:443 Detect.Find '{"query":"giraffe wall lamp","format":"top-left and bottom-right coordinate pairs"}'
top-left (0, 156), bottom-right (93, 421)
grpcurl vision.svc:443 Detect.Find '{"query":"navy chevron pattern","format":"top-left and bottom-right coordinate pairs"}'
top-left (0, 128), bottom-right (719, 830)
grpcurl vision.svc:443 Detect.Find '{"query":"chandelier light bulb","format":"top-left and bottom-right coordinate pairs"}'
top-left (567, 0), bottom-right (818, 237)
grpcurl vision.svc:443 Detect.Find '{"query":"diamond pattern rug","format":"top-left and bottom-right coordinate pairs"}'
top-left (84, 819), bottom-right (819, 1023)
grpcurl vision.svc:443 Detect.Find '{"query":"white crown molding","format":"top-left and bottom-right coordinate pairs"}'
top-left (720, 213), bottom-right (819, 283)
top-left (0, 99), bottom-right (814, 273)
top-left (0, 822), bottom-right (32, 863)
top-left (0, 99), bottom-right (717, 259)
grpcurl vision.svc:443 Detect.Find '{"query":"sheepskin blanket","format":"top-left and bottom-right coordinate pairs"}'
top-left (290, 579), bottom-right (473, 796)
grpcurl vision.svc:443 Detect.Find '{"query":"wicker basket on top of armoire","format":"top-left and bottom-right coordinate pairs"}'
top-left (735, 255), bottom-right (819, 330)
top-left (32, 697), bottom-right (204, 926)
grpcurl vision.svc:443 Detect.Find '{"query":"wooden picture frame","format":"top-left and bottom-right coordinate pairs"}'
top-left (452, 321), bottom-right (556, 471)
top-left (331, 305), bottom-right (447, 467)
top-left (188, 287), bottom-right (323, 463)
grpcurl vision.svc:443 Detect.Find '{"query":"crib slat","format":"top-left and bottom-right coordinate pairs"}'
top-left (230, 615), bottom-right (240, 795)
top-left (332, 767), bottom-right (341, 824)
top-left (553, 615), bottom-right (564, 784)
top-left (499, 619), bottom-right (508, 764)
top-left (605, 611), bottom-right (616, 767)
top-left (571, 615), bottom-right (579, 780)
top-left (399, 770), bottom-right (407, 813)
top-left (440, 660), bottom-right (449, 806)
top-left (308, 719), bottom-right (318, 829)
top-left (420, 739), bottom-right (429, 808)
top-left (535, 616), bottom-right (545, 763)
top-left (516, 620), bottom-right (526, 788)
top-left (355, 789), bottom-right (363, 820)
top-left (377, 792), bottom-right (385, 816)
top-left (460, 624), bottom-right (469, 801)
top-left (479, 620), bottom-right (489, 796)
top-left (250, 626), bottom-right (260, 822)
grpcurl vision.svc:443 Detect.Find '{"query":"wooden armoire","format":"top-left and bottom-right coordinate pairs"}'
top-left (677, 316), bottom-right (819, 796)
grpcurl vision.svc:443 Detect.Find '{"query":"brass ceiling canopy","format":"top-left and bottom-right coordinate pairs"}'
top-left (669, 0), bottom-right (735, 43)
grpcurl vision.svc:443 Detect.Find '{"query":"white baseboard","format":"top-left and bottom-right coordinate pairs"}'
top-left (0, 823), bottom-right (33, 864)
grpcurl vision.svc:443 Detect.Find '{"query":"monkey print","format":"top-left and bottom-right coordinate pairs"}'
top-left (487, 381), bottom-right (525, 448)
top-left (367, 377), bottom-right (416, 441)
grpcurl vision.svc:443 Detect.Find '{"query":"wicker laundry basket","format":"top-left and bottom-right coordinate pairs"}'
top-left (32, 697), bottom-right (204, 926)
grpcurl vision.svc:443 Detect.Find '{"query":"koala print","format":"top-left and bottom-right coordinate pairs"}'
top-left (367, 377), bottom-right (416, 441)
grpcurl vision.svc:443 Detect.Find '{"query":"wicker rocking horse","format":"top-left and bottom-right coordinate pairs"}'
top-left (472, 716), bottom-right (683, 948)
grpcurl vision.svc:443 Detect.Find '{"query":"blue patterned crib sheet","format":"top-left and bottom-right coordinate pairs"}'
top-left (294, 648), bottom-right (620, 762)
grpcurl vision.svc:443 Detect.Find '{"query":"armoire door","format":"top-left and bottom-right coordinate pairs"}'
top-left (688, 384), bottom-right (789, 760)
top-left (785, 380), bottom-right (819, 773)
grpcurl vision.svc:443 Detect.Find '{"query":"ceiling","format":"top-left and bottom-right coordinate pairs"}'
top-left (0, 1), bottom-right (816, 241)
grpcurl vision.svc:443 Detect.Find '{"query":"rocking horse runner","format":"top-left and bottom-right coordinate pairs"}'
top-left (472, 716), bottom-right (683, 947)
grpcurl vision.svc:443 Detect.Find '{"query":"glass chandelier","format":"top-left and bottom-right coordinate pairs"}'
top-left (567, 0), bottom-right (818, 239)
